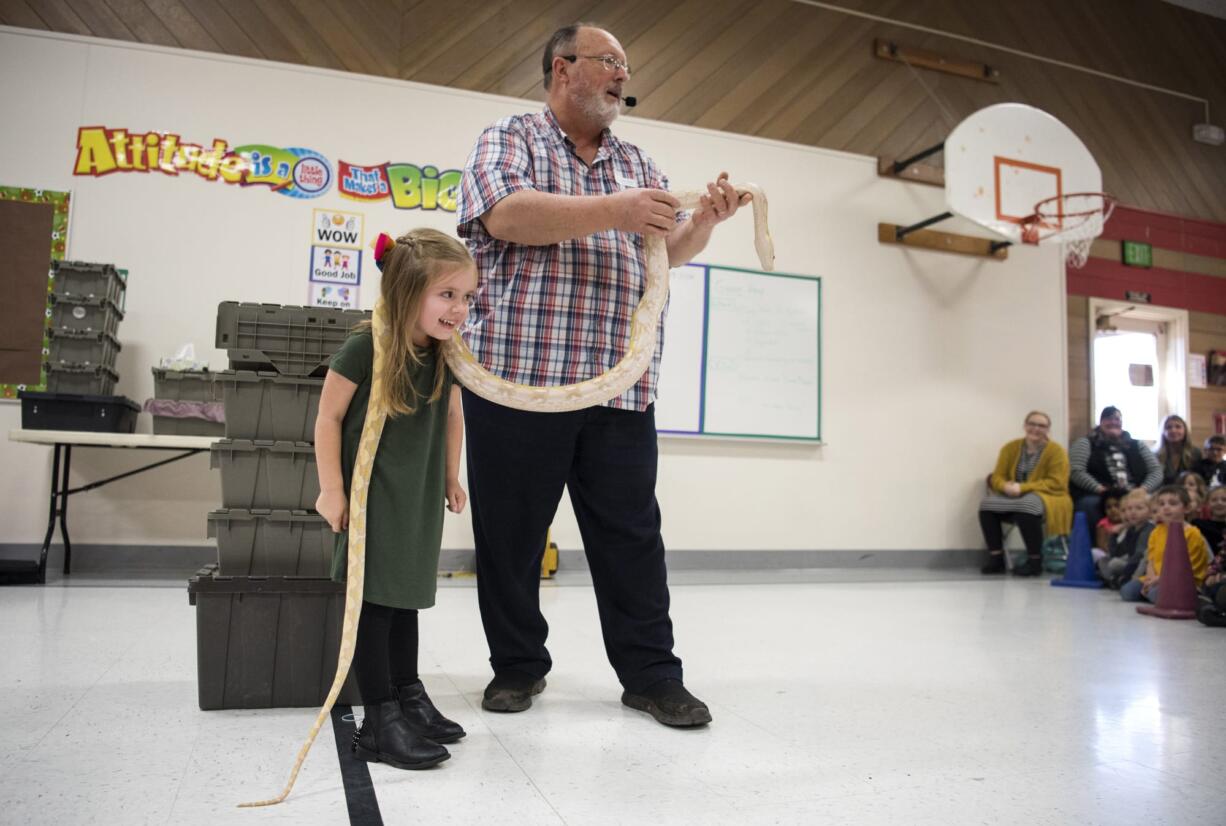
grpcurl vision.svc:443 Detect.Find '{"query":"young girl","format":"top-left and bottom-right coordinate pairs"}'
top-left (315, 228), bottom-right (477, 770)
top-left (1177, 470), bottom-right (1208, 520)
top-left (1156, 414), bottom-right (1200, 485)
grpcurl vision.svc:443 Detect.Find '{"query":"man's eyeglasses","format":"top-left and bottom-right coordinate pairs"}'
top-left (559, 54), bottom-right (631, 76)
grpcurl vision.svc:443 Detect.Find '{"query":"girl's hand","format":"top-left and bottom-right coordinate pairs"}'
top-left (317, 489), bottom-right (350, 533)
top-left (446, 480), bottom-right (467, 514)
top-left (1003, 481), bottom-right (1022, 497)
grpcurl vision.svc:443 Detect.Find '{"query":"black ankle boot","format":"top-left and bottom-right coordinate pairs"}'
top-left (1012, 555), bottom-right (1043, 577)
top-left (981, 552), bottom-right (1005, 575)
top-left (353, 699), bottom-right (449, 770)
top-left (394, 680), bottom-right (466, 744)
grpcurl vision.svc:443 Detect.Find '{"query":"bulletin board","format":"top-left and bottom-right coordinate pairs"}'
top-left (0, 187), bottom-right (71, 399)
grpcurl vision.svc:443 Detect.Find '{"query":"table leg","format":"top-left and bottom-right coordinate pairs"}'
top-left (60, 446), bottom-right (73, 576)
top-left (39, 444), bottom-right (63, 584)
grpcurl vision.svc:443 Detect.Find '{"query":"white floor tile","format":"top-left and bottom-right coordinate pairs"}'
top-left (1, 572), bottom-right (1222, 825)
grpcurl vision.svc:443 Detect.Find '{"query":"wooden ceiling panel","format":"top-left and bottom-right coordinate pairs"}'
top-left (5, 0), bottom-right (1226, 221)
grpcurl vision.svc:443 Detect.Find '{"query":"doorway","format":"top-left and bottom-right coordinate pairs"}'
top-left (1088, 299), bottom-right (1189, 445)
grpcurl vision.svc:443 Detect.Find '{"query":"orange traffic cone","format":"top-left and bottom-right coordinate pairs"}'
top-left (1137, 521), bottom-right (1198, 620)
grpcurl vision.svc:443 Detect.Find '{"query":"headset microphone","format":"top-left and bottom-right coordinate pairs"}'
top-left (623, 96), bottom-right (637, 107)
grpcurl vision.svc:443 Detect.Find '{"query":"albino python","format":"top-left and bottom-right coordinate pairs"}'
top-left (240, 183), bottom-right (773, 807)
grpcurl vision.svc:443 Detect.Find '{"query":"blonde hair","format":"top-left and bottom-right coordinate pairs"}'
top-left (1121, 488), bottom-right (1150, 507)
top-left (355, 228), bottom-right (473, 417)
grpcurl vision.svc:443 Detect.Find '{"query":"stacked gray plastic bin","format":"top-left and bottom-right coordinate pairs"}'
top-left (191, 302), bottom-right (369, 710)
top-left (46, 262), bottom-right (126, 394)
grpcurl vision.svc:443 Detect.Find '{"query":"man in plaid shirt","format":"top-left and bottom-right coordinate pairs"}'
top-left (457, 23), bottom-right (750, 728)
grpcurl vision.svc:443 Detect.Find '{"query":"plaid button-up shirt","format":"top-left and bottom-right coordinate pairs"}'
top-left (457, 107), bottom-right (678, 411)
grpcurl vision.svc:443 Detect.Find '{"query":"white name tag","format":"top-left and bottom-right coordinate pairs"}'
top-left (614, 173), bottom-right (637, 189)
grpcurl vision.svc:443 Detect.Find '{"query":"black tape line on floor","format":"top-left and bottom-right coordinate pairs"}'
top-left (331, 705), bottom-right (384, 826)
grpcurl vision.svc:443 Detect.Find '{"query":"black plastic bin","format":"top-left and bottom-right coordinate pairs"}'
top-left (187, 564), bottom-right (361, 710)
top-left (19, 391), bottom-right (140, 433)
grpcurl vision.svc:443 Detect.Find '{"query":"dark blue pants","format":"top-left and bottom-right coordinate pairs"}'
top-left (462, 389), bottom-right (682, 693)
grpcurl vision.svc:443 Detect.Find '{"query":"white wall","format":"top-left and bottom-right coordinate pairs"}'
top-left (0, 28), bottom-right (1068, 554)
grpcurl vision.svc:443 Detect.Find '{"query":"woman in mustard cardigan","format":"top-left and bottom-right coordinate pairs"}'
top-left (979, 410), bottom-right (1073, 577)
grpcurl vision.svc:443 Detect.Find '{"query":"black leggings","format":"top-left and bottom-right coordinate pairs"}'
top-left (978, 510), bottom-right (1044, 557)
top-left (353, 601), bottom-right (419, 705)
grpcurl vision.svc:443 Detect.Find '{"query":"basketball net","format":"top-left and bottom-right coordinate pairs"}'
top-left (1019, 192), bottom-right (1116, 268)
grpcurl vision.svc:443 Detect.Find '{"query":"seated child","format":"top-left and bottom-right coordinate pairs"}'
top-left (1093, 488), bottom-right (1127, 561)
top-left (1192, 486), bottom-right (1226, 554)
top-left (1177, 471), bottom-right (1208, 520)
top-left (1196, 535), bottom-right (1226, 626)
top-left (1120, 485), bottom-right (1211, 604)
top-left (1098, 488), bottom-right (1153, 589)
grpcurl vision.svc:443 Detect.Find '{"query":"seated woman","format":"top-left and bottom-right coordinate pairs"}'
top-left (979, 410), bottom-right (1073, 577)
top-left (1156, 414), bottom-right (1202, 486)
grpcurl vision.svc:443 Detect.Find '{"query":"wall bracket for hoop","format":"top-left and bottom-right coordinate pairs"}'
top-left (878, 207), bottom-right (1010, 260)
top-left (878, 141), bottom-right (946, 186)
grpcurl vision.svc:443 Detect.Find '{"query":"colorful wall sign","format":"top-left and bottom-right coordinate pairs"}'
top-left (338, 160), bottom-right (461, 212)
top-left (71, 127), bottom-right (461, 211)
top-left (309, 209), bottom-right (363, 309)
top-left (73, 126), bottom-right (332, 199)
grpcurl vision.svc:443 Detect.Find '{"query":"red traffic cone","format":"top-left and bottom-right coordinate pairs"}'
top-left (1137, 521), bottom-right (1198, 620)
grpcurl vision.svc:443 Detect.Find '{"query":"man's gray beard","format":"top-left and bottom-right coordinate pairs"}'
top-left (577, 94), bottom-right (618, 130)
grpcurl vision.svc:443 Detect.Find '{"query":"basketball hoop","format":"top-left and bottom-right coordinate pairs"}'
top-left (1025, 191), bottom-right (1116, 268)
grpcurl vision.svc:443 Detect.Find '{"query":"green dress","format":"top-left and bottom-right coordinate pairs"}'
top-left (328, 331), bottom-right (451, 609)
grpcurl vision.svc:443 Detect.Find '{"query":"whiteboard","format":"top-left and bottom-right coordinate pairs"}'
top-left (656, 265), bottom-right (821, 441)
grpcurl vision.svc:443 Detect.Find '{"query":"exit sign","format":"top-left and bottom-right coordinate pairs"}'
top-left (1122, 240), bottom-right (1152, 268)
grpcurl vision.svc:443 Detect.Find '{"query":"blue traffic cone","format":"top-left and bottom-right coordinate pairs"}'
top-left (1051, 511), bottom-right (1103, 588)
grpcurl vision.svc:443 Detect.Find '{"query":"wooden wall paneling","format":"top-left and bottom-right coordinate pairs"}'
top-left (96, 0), bottom-right (178, 47)
top-left (141, 0), bottom-right (222, 52)
top-left (447, 0), bottom-right (597, 94)
top-left (399, 0), bottom-right (515, 82)
top-left (493, 0), bottom-right (678, 101)
top-left (0, 0), bottom-right (50, 29)
top-left (61, 0), bottom-right (135, 42)
top-left (169, 0), bottom-right (264, 59)
top-left (311, 0), bottom-right (401, 77)
top-left (286, 0), bottom-right (390, 77)
top-left (1067, 294), bottom-right (1091, 442)
top-left (413, 1), bottom-right (556, 88)
top-left (216, 0), bottom-right (309, 65)
top-left (689, 3), bottom-right (837, 133)
top-left (638, 3), bottom-right (781, 124)
top-left (807, 37), bottom-right (938, 149)
top-left (617, 0), bottom-right (731, 108)
top-left (630, 1), bottom-right (772, 122)
top-left (248, 0), bottom-right (346, 72)
top-left (747, 12), bottom-right (889, 142)
top-left (25, 0), bottom-right (90, 35)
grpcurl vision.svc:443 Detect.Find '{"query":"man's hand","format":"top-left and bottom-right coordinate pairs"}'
top-left (689, 171), bottom-right (751, 231)
top-left (612, 188), bottom-right (679, 236)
